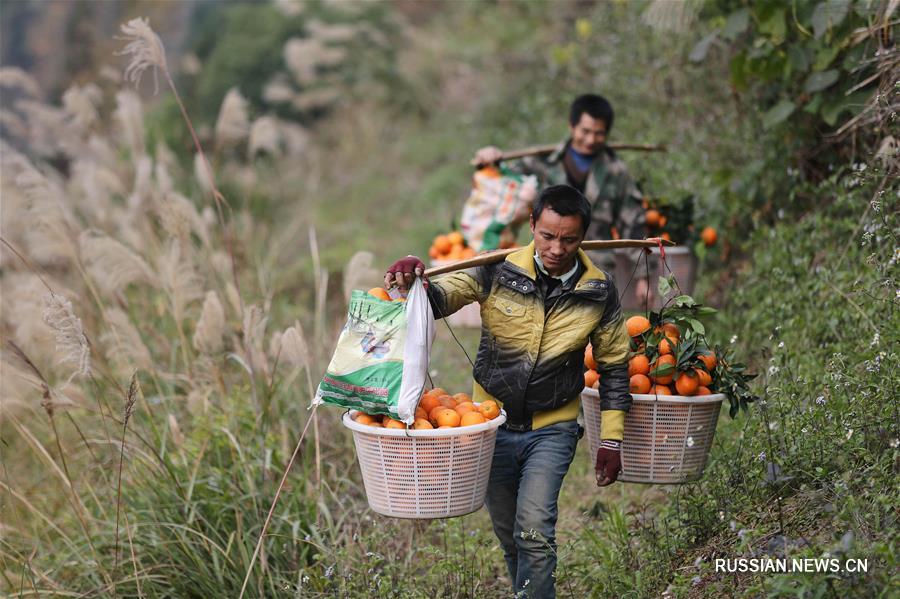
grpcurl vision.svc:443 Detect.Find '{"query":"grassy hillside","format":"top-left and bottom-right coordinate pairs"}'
top-left (1, 1), bottom-right (896, 597)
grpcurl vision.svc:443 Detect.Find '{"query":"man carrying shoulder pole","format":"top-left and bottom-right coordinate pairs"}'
top-left (385, 184), bottom-right (631, 598)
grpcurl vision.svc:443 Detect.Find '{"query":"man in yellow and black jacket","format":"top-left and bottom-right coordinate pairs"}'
top-left (385, 184), bottom-right (630, 599)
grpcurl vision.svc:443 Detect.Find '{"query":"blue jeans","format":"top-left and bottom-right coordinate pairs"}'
top-left (484, 420), bottom-right (581, 599)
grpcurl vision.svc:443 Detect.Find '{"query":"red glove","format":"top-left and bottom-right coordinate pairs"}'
top-left (384, 255), bottom-right (426, 291)
top-left (595, 440), bottom-right (622, 487)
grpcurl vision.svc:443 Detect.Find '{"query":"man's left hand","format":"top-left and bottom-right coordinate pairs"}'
top-left (596, 440), bottom-right (622, 487)
top-left (384, 255), bottom-right (426, 291)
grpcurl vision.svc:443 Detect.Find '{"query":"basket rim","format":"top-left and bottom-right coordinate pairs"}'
top-left (343, 409), bottom-right (507, 437)
top-left (581, 386), bottom-right (725, 404)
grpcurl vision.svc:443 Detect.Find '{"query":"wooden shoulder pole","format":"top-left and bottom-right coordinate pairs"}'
top-left (423, 238), bottom-right (675, 277)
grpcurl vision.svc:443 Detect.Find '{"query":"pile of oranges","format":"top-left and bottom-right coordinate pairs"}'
top-left (429, 231), bottom-right (477, 262)
top-left (584, 345), bottom-right (601, 389)
top-left (353, 387), bottom-right (502, 430)
top-left (623, 315), bottom-right (717, 397)
top-left (643, 200), bottom-right (718, 247)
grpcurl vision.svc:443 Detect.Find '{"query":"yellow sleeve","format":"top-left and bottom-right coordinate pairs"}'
top-left (430, 269), bottom-right (483, 317)
top-left (600, 410), bottom-right (625, 441)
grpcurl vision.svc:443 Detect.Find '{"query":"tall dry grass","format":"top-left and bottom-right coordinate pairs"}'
top-left (0, 16), bottom-right (378, 597)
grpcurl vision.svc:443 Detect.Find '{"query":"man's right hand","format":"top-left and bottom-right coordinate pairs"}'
top-left (384, 256), bottom-right (425, 291)
top-left (473, 145), bottom-right (503, 167)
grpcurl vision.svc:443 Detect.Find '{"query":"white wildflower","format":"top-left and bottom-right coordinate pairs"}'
top-left (815, 396), bottom-right (826, 405)
top-left (686, 436), bottom-right (695, 447)
top-left (870, 332), bottom-right (880, 347)
top-left (758, 452), bottom-right (766, 461)
top-left (729, 334), bottom-right (738, 344)
top-left (769, 421), bottom-right (778, 431)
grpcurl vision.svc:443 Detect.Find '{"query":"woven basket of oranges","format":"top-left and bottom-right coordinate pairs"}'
top-left (342, 390), bottom-right (506, 518)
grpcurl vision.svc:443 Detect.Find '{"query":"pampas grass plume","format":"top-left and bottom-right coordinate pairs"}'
top-left (42, 292), bottom-right (91, 379)
top-left (248, 116), bottom-right (281, 158)
top-left (114, 90), bottom-right (146, 157)
top-left (193, 291), bottom-right (225, 354)
top-left (101, 307), bottom-right (153, 374)
top-left (194, 152), bottom-right (213, 194)
top-left (79, 231), bottom-right (155, 296)
top-left (280, 323), bottom-right (309, 369)
top-left (215, 88), bottom-right (250, 148)
top-left (119, 17), bottom-right (168, 90)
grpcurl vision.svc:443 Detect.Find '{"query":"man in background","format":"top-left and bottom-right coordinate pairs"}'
top-left (474, 94), bottom-right (648, 292)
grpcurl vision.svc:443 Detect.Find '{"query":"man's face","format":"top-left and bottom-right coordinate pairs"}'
top-left (530, 208), bottom-right (585, 277)
top-left (569, 112), bottom-right (607, 155)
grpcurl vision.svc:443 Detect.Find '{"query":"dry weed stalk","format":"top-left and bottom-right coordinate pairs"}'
top-left (5, 341), bottom-right (111, 586)
top-left (114, 372), bottom-right (140, 592)
top-left (238, 403), bottom-right (320, 599)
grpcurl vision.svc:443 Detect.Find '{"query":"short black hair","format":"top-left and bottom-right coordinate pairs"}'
top-left (569, 94), bottom-right (614, 131)
top-left (531, 185), bottom-right (592, 234)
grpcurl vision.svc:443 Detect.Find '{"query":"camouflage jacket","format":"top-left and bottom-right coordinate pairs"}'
top-left (509, 139), bottom-right (646, 269)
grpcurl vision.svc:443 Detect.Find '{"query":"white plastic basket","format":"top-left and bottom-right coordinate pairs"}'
top-left (581, 387), bottom-right (724, 484)
top-left (613, 246), bottom-right (698, 311)
top-left (430, 259), bottom-right (482, 328)
top-left (343, 409), bottom-right (506, 518)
